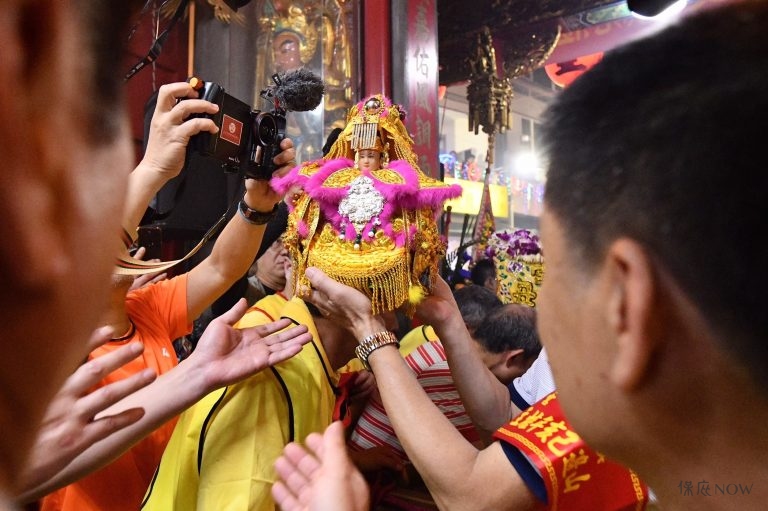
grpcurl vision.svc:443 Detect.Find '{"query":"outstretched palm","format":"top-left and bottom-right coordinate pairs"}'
top-left (188, 299), bottom-right (311, 393)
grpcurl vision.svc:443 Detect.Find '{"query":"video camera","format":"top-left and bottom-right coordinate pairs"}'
top-left (188, 68), bottom-right (324, 180)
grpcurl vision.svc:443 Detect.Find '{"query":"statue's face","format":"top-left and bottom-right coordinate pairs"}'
top-left (273, 32), bottom-right (301, 72)
top-left (357, 149), bottom-right (382, 171)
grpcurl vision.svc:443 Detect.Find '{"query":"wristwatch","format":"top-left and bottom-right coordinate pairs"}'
top-left (238, 200), bottom-right (278, 225)
top-left (355, 331), bottom-right (399, 371)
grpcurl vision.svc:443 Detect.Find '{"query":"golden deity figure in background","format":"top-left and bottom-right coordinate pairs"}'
top-left (256, 0), bottom-right (356, 162)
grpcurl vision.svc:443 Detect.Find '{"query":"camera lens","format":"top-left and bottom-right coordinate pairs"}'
top-left (254, 113), bottom-right (278, 146)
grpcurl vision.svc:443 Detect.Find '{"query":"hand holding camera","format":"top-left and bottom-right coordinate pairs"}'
top-left (243, 137), bottom-right (296, 213)
top-left (187, 68), bottom-right (325, 180)
top-left (140, 82), bottom-right (221, 182)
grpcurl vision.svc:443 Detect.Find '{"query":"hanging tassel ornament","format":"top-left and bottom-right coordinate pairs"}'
top-left (408, 282), bottom-right (427, 306)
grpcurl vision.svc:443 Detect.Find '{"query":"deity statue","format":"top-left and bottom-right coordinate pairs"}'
top-left (256, 0), bottom-right (356, 162)
top-left (273, 94), bottom-right (463, 314)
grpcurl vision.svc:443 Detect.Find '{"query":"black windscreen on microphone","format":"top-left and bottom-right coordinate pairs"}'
top-left (262, 68), bottom-right (326, 113)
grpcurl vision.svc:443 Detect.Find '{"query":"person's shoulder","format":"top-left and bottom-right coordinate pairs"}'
top-left (126, 273), bottom-right (187, 303)
top-left (236, 293), bottom-right (290, 328)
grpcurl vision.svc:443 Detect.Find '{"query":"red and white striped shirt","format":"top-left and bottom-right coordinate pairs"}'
top-left (349, 337), bottom-right (480, 461)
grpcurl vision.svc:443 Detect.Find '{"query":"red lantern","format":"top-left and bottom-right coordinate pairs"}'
top-left (545, 51), bottom-right (604, 88)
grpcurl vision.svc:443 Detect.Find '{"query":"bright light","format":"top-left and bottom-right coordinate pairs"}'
top-left (630, 0), bottom-right (687, 21)
top-left (514, 152), bottom-right (540, 178)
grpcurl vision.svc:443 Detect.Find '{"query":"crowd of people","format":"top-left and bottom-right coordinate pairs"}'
top-left (1, 1), bottom-right (765, 511)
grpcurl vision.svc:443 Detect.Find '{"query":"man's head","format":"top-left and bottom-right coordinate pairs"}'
top-left (473, 304), bottom-right (541, 384)
top-left (453, 284), bottom-right (502, 335)
top-left (253, 241), bottom-right (289, 292)
top-left (469, 259), bottom-right (497, 294)
top-left (0, 0), bottom-right (143, 487)
top-left (250, 203), bottom-right (290, 292)
top-left (537, 0), bottom-right (768, 456)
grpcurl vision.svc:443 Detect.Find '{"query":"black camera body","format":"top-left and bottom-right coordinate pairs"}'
top-left (190, 80), bottom-right (285, 180)
top-left (187, 69), bottom-right (324, 180)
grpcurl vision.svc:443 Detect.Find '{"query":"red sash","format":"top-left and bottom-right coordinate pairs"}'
top-left (493, 392), bottom-right (647, 511)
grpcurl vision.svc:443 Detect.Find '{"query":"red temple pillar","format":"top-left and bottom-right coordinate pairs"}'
top-left (362, 0), bottom-right (392, 98)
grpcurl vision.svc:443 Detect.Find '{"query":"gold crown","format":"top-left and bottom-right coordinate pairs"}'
top-left (326, 95), bottom-right (417, 166)
top-left (350, 96), bottom-right (388, 152)
top-left (274, 95), bottom-right (462, 315)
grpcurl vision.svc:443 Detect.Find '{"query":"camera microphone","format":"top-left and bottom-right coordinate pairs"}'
top-left (262, 68), bottom-right (325, 113)
top-left (186, 68), bottom-right (326, 180)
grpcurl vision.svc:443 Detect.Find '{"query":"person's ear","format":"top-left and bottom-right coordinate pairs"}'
top-left (491, 348), bottom-right (528, 383)
top-left (504, 348), bottom-right (526, 369)
top-left (0, 0), bottom-right (74, 290)
top-left (604, 238), bottom-right (658, 391)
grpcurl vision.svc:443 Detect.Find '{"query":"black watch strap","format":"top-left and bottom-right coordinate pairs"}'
top-left (238, 201), bottom-right (278, 225)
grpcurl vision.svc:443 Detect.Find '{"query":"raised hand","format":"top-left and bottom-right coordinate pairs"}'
top-left (17, 300), bottom-right (310, 502)
top-left (272, 421), bottom-right (370, 511)
top-left (300, 267), bottom-right (380, 336)
top-left (140, 81), bottom-right (220, 180)
top-left (125, 81), bottom-right (222, 234)
top-left (413, 275), bottom-right (460, 327)
top-left (187, 298), bottom-right (312, 393)
top-left (19, 328), bottom-right (156, 492)
top-left (245, 137), bottom-right (297, 212)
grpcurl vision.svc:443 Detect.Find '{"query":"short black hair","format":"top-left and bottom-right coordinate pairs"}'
top-left (470, 259), bottom-right (496, 287)
top-left (542, 1), bottom-right (768, 389)
top-left (453, 285), bottom-right (502, 332)
top-left (473, 304), bottom-right (541, 359)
